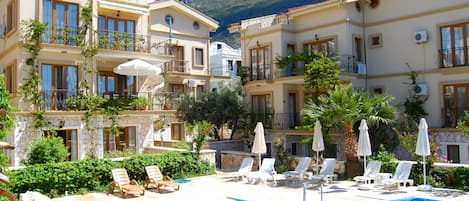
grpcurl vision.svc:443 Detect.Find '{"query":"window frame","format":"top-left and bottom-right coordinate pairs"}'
top-left (353, 36), bottom-right (363, 62)
top-left (368, 33), bottom-right (383, 48)
top-left (43, 0), bottom-right (80, 45)
top-left (440, 21), bottom-right (469, 68)
top-left (41, 63), bottom-right (78, 110)
top-left (171, 123), bottom-right (183, 140)
top-left (443, 83), bottom-right (469, 127)
top-left (97, 15), bottom-right (136, 51)
top-left (250, 45), bottom-right (271, 81)
top-left (6, 0), bottom-right (18, 35)
top-left (168, 83), bottom-right (185, 110)
top-left (103, 126), bottom-right (137, 153)
top-left (303, 38), bottom-right (336, 55)
top-left (169, 46), bottom-right (185, 72)
top-left (193, 47), bottom-right (204, 67)
top-left (97, 71), bottom-right (136, 97)
top-left (5, 62), bottom-right (16, 94)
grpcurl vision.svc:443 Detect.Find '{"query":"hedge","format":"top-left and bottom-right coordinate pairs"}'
top-left (6, 152), bottom-right (215, 197)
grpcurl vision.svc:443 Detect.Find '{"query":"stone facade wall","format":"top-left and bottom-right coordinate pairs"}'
top-left (7, 112), bottom-right (156, 167)
top-left (220, 151), bottom-right (258, 170)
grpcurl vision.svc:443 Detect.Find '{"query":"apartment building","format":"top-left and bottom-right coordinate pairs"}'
top-left (209, 41), bottom-right (241, 91)
top-left (229, 0), bottom-right (469, 163)
top-left (0, 0), bottom-right (218, 166)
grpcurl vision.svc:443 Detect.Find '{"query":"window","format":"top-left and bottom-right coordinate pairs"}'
top-left (98, 71), bottom-right (135, 97)
top-left (369, 0), bottom-right (379, 8)
top-left (98, 15), bottom-right (135, 51)
top-left (227, 60), bottom-right (233, 71)
top-left (303, 38), bottom-right (336, 55)
top-left (250, 46), bottom-right (271, 80)
top-left (196, 85), bottom-right (204, 99)
top-left (369, 33), bottom-right (383, 48)
top-left (291, 143), bottom-right (297, 155)
top-left (286, 44), bottom-right (296, 76)
top-left (447, 144), bottom-right (460, 163)
top-left (43, 0), bottom-right (79, 45)
top-left (169, 46), bottom-right (185, 72)
top-left (165, 15), bottom-right (174, 25)
top-left (41, 64), bottom-right (78, 110)
top-left (443, 84), bottom-right (469, 127)
top-left (6, 0), bottom-right (17, 34)
top-left (217, 44), bottom-right (222, 49)
top-left (252, 94), bottom-right (272, 128)
top-left (5, 63), bottom-right (15, 94)
top-left (440, 22), bottom-right (469, 67)
top-left (354, 37), bottom-right (363, 62)
top-left (373, 87), bottom-right (384, 95)
top-left (103, 127), bottom-right (136, 152)
top-left (171, 123), bottom-right (183, 140)
top-left (168, 84), bottom-right (184, 110)
top-left (53, 129), bottom-right (78, 161)
top-left (194, 48), bottom-right (204, 66)
top-left (193, 21), bottom-right (199, 30)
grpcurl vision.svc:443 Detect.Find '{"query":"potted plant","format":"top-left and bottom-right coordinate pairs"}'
top-left (130, 97), bottom-right (151, 110)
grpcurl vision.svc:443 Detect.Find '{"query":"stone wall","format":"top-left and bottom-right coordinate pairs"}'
top-left (144, 146), bottom-right (216, 166)
top-left (207, 140), bottom-right (245, 168)
top-left (7, 112), bottom-right (157, 167)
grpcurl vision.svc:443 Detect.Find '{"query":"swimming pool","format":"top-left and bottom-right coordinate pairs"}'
top-left (391, 197), bottom-right (440, 201)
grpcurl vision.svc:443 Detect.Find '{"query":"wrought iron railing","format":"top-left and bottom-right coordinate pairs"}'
top-left (249, 64), bottom-right (272, 81)
top-left (439, 47), bottom-right (469, 68)
top-left (42, 26), bottom-right (169, 55)
top-left (164, 60), bottom-right (189, 73)
top-left (152, 92), bottom-right (176, 110)
top-left (246, 112), bottom-right (305, 130)
top-left (211, 64), bottom-right (235, 76)
top-left (42, 89), bottom-right (77, 111)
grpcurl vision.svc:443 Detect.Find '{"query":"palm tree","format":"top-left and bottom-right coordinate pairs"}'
top-left (303, 85), bottom-right (396, 158)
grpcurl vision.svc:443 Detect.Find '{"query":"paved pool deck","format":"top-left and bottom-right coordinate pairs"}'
top-left (52, 171), bottom-right (468, 201)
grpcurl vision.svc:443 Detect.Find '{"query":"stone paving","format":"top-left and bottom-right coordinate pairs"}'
top-left (52, 171), bottom-right (468, 201)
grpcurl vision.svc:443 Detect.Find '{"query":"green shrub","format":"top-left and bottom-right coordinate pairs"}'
top-left (450, 167), bottom-right (469, 191)
top-left (369, 144), bottom-right (397, 173)
top-left (7, 152), bottom-right (215, 197)
top-left (103, 148), bottom-right (139, 158)
top-left (25, 136), bottom-right (68, 165)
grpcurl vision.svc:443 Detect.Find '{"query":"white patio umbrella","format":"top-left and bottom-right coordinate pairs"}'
top-left (358, 119), bottom-right (372, 174)
top-left (312, 120), bottom-right (325, 174)
top-left (252, 122), bottom-right (267, 171)
top-left (416, 118), bottom-right (432, 191)
top-left (113, 59), bottom-right (162, 94)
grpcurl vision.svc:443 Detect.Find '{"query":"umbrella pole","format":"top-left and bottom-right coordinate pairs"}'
top-left (364, 156), bottom-right (367, 175)
top-left (423, 155), bottom-right (427, 186)
top-left (316, 151), bottom-right (320, 174)
top-left (258, 153), bottom-right (262, 171)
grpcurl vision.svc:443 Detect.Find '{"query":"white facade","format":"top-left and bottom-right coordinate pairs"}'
top-left (209, 42), bottom-right (241, 91)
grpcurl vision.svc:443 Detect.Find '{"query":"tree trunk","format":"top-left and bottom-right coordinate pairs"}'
top-left (344, 123), bottom-right (359, 177)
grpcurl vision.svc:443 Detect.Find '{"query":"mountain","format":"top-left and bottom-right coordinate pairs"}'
top-left (184, 0), bottom-right (324, 48)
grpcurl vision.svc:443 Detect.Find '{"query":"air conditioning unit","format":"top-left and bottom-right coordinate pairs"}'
top-left (416, 83), bottom-right (428, 96)
top-left (414, 30), bottom-right (429, 44)
top-left (357, 64), bottom-right (366, 74)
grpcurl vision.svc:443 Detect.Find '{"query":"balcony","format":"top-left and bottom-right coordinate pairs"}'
top-left (211, 65), bottom-right (234, 76)
top-left (164, 60), bottom-right (190, 73)
top-left (42, 26), bottom-right (169, 55)
top-left (439, 48), bottom-right (469, 68)
top-left (246, 112), bottom-right (305, 130)
top-left (249, 64), bottom-right (272, 81)
top-left (152, 92), bottom-right (176, 110)
top-left (42, 89), bottom-right (77, 111)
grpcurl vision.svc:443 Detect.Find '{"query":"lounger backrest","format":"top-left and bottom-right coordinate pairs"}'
top-left (320, 158), bottom-right (336, 176)
top-left (392, 162), bottom-right (412, 180)
top-left (295, 157), bottom-right (312, 173)
top-left (260, 158), bottom-right (275, 174)
top-left (239, 157), bottom-right (254, 174)
top-left (364, 161), bottom-right (381, 177)
top-left (145, 166), bottom-right (163, 182)
top-left (112, 168), bottom-right (131, 186)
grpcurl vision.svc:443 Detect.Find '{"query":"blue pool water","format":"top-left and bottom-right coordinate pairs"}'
top-left (391, 197), bottom-right (440, 201)
top-left (174, 178), bottom-right (191, 184)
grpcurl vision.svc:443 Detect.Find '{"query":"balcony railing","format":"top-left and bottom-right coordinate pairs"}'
top-left (152, 92), bottom-right (176, 110)
top-left (246, 112), bottom-right (305, 130)
top-left (42, 26), bottom-right (169, 55)
top-left (211, 65), bottom-right (235, 76)
top-left (249, 64), bottom-right (272, 81)
top-left (42, 25), bottom-right (80, 46)
top-left (439, 48), bottom-right (469, 68)
top-left (272, 54), bottom-right (362, 79)
top-left (42, 89), bottom-right (77, 111)
top-left (165, 60), bottom-right (189, 73)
